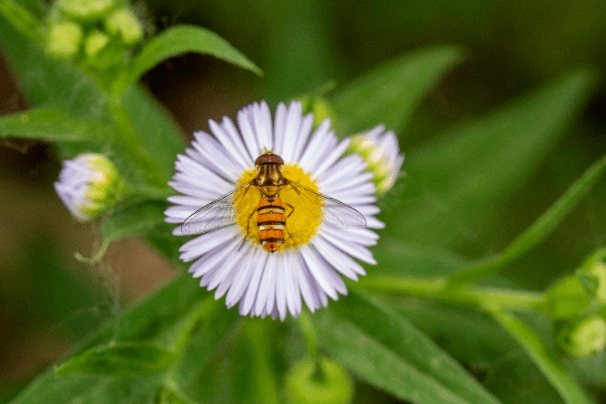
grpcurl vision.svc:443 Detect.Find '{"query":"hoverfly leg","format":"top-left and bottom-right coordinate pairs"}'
top-left (284, 202), bottom-right (295, 219)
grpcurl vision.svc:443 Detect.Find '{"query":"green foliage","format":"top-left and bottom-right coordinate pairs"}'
top-left (2, 1), bottom-right (606, 403)
top-left (54, 343), bottom-right (176, 376)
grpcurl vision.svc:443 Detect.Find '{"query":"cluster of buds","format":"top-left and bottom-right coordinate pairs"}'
top-left (45, 0), bottom-right (144, 65)
top-left (545, 250), bottom-right (606, 358)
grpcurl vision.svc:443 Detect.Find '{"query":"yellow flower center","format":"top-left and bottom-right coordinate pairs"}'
top-left (234, 164), bottom-right (323, 250)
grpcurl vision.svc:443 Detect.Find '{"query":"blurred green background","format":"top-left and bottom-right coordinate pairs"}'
top-left (1, 0), bottom-right (606, 401)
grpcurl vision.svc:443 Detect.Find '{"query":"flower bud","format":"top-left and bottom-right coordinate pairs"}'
top-left (84, 30), bottom-right (110, 58)
top-left (54, 153), bottom-right (124, 221)
top-left (578, 258), bottom-right (606, 303)
top-left (543, 276), bottom-right (592, 319)
top-left (47, 21), bottom-right (83, 59)
top-left (285, 357), bottom-right (354, 404)
top-left (557, 316), bottom-right (606, 358)
top-left (57, 0), bottom-right (115, 22)
top-left (348, 125), bottom-right (404, 195)
top-left (105, 8), bottom-right (143, 45)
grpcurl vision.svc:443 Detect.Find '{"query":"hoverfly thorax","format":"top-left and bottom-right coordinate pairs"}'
top-left (254, 151), bottom-right (287, 199)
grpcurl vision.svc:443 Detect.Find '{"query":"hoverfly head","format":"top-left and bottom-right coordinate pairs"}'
top-left (255, 149), bottom-right (284, 167)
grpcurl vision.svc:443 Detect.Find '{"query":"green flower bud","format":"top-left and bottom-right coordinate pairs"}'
top-left (557, 316), bottom-right (606, 358)
top-left (105, 8), bottom-right (143, 45)
top-left (285, 357), bottom-right (354, 404)
top-left (84, 30), bottom-right (110, 58)
top-left (57, 0), bottom-right (115, 22)
top-left (348, 125), bottom-right (405, 195)
top-left (578, 260), bottom-right (606, 303)
top-left (543, 276), bottom-right (592, 319)
top-left (54, 153), bottom-right (124, 221)
top-left (47, 21), bottom-right (83, 59)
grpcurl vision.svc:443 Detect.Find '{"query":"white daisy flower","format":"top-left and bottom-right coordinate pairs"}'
top-left (349, 125), bottom-right (404, 195)
top-left (165, 101), bottom-right (383, 320)
top-left (54, 153), bottom-right (124, 221)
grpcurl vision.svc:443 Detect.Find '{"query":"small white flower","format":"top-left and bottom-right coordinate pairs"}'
top-left (349, 125), bottom-right (404, 195)
top-left (54, 153), bottom-right (123, 220)
top-left (165, 101), bottom-right (383, 320)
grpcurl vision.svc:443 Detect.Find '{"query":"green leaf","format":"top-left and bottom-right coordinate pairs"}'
top-left (81, 199), bottom-right (173, 262)
top-left (331, 45), bottom-right (466, 134)
top-left (0, 108), bottom-right (112, 141)
top-left (0, 15), bottom-right (110, 120)
top-left (9, 274), bottom-right (212, 403)
top-left (488, 309), bottom-right (592, 404)
top-left (0, 0), bottom-right (43, 43)
top-left (101, 199), bottom-right (172, 244)
top-left (388, 68), bottom-right (596, 247)
top-left (448, 151), bottom-right (606, 286)
top-left (396, 301), bottom-right (565, 403)
top-left (54, 343), bottom-right (176, 376)
top-left (115, 24), bottom-right (262, 94)
top-left (315, 291), bottom-right (501, 404)
top-left (120, 85), bottom-right (186, 182)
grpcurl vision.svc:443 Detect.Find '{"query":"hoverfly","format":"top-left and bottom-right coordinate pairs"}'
top-left (180, 150), bottom-right (367, 252)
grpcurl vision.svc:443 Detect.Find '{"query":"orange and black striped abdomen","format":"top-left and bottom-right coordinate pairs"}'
top-left (257, 197), bottom-right (285, 252)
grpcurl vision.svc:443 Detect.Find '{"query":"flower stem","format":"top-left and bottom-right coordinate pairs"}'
top-left (297, 311), bottom-right (325, 381)
top-left (358, 275), bottom-right (545, 311)
top-left (447, 151), bottom-right (606, 288)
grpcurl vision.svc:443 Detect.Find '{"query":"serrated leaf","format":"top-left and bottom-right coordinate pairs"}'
top-left (315, 291), bottom-right (500, 404)
top-left (115, 25), bottom-right (262, 94)
top-left (388, 68), bottom-right (596, 247)
top-left (54, 343), bottom-right (175, 376)
top-left (331, 45), bottom-right (465, 134)
top-left (0, 108), bottom-right (112, 141)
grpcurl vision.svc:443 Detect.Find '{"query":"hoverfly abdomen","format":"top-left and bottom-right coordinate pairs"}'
top-left (256, 197), bottom-right (286, 252)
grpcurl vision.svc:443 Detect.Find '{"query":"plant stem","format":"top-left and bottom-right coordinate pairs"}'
top-left (447, 152), bottom-right (606, 288)
top-left (358, 275), bottom-right (545, 311)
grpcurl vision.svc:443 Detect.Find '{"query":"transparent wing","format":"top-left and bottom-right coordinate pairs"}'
top-left (179, 182), bottom-right (254, 235)
top-left (288, 181), bottom-right (367, 228)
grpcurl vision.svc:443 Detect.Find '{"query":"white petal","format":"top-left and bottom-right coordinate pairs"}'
top-left (290, 114), bottom-right (314, 162)
top-left (313, 138), bottom-right (351, 179)
top-left (280, 102), bottom-right (303, 162)
top-left (275, 254), bottom-right (287, 320)
top-left (312, 236), bottom-right (366, 279)
top-left (226, 246), bottom-right (262, 307)
top-left (298, 120), bottom-right (332, 172)
top-left (253, 101), bottom-right (273, 151)
top-left (300, 245), bottom-right (338, 299)
top-left (273, 103), bottom-right (287, 157)
top-left (317, 230), bottom-right (376, 265)
top-left (240, 252), bottom-right (268, 315)
top-left (256, 253), bottom-right (277, 315)
top-left (209, 118), bottom-right (249, 171)
top-left (238, 105), bottom-right (261, 159)
top-left (179, 226), bottom-right (239, 262)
